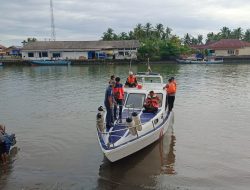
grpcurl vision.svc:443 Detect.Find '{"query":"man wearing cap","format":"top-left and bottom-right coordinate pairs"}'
top-left (125, 71), bottom-right (138, 87)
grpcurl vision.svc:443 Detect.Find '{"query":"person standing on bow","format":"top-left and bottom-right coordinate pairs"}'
top-left (125, 71), bottom-right (138, 88)
top-left (104, 81), bottom-right (116, 129)
top-left (164, 77), bottom-right (177, 112)
top-left (113, 77), bottom-right (124, 123)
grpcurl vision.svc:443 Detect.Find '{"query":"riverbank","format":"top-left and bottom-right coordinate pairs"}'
top-left (1, 56), bottom-right (250, 66)
top-left (0, 59), bottom-right (176, 66)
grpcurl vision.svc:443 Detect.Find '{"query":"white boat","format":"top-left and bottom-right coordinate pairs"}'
top-left (96, 72), bottom-right (174, 162)
top-left (176, 58), bottom-right (223, 64)
top-left (30, 60), bottom-right (71, 66)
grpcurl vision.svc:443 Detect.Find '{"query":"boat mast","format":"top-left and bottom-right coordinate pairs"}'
top-left (50, 0), bottom-right (56, 41)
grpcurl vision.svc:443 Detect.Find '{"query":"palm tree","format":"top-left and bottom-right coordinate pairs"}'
top-left (197, 34), bottom-right (203, 45)
top-left (102, 28), bottom-right (115, 40)
top-left (162, 27), bottom-right (172, 40)
top-left (134, 23), bottom-right (145, 40)
top-left (243, 29), bottom-right (250, 42)
top-left (155, 23), bottom-right (164, 39)
top-left (220, 27), bottom-right (231, 39)
top-left (144, 22), bottom-right (152, 38)
top-left (231, 27), bottom-right (243, 39)
top-left (183, 33), bottom-right (192, 45)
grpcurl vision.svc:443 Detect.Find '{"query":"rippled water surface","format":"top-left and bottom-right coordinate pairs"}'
top-left (0, 64), bottom-right (250, 190)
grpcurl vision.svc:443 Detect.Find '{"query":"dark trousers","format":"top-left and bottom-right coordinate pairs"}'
top-left (105, 104), bottom-right (114, 129)
top-left (114, 99), bottom-right (123, 120)
top-left (167, 96), bottom-right (175, 111)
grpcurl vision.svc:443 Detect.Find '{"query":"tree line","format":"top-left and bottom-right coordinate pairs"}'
top-left (101, 23), bottom-right (250, 60)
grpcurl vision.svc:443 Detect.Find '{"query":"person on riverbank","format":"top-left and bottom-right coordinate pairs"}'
top-left (113, 77), bottom-right (124, 123)
top-left (104, 82), bottom-right (115, 129)
top-left (164, 77), bottom-right (177, 112)
top-left (0, 124), bottom-right (16, 164)
top-left (125, 71), bottom-right (137, 87)
top-left (143, 91), bottom-right (160, 113)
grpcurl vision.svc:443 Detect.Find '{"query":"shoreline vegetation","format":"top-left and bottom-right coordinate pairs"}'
top-left (2, 24), bottom-right (250, 65)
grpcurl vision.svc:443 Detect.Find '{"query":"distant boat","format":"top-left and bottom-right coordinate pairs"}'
top-left (31, 60), bottom-right (71, 66)
top-left (176, 58), bottom-right (223, 64)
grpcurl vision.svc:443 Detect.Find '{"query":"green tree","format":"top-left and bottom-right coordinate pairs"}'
top-left (22, 37), bottom-right (37, 46)
top-left (197, 34), bottom-right (203, 45)
top-left (220, 27), bottom-right (231, 39)
top-left (243, 29), bottom-right (250, 42)
top-left (231, 27), bottom-right (243, 39)
top-left (144, 23), bottom-right (152, 38)
top-left (183, 33), bottom-right (192, 45)
top-left (102, 28), bottom-right (115, 40)
top-left (155, 23), bottom-right (164, 39)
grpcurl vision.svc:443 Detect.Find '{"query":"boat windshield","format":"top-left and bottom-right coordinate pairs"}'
top-left (136, 76), bottom-right (162, 84)
top-left (125, 93), bottom-right (146, 109)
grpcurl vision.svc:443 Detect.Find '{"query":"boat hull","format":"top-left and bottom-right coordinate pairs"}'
top-left (98, 112), bottom-right (174, 162)
top-left (31, 60), bottom-right (71, 66)
top-left (176, 59), bottom-right (223, 64)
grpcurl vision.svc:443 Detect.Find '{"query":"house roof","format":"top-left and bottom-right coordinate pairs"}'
top-left (22, 40), bottom-right (140, 51)
top-left (0, 44), bottom-right (6, 49)
top-left (192, 39), bottom-right (250, 50)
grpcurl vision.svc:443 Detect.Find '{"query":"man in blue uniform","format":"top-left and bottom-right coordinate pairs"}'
top-left (104, 81), bottom-right (115, 129)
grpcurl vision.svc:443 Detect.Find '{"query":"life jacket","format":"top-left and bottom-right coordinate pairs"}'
top-left (145, 95), bottom-right (159, 108)
top-left (113, 83), bottom-right (124, 100)
top-left (167, 81), bottom-right (176, 94)
top-left (127, 76), bottom-right (137, 85)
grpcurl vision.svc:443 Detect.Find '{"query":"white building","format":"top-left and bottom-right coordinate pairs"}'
top-left (21, 40), bottom-right (140, 60)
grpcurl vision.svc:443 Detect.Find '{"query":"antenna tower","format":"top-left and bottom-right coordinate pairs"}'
top-left (50, 0), bottom-right (56, 41)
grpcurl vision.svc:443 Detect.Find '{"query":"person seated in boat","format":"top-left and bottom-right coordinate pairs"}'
top-left (125, 71), bottom-right (138, 88)
top-left (143, 91), bottom-right (160, 113)
top-left (0, 124), bottom-right (16, 164)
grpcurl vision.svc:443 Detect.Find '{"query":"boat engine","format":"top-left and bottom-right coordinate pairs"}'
top-left (96, 106), bottom-right (105, 132)
top-left (132, 112), bottom-right (142, 131)
top-left (126, 117), bottom-right (137, 136)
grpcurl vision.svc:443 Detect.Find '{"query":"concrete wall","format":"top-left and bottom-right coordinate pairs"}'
top-left (215, 47), bottom-right (250, 56)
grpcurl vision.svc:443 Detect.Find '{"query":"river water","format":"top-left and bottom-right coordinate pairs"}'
top-left (0, 63), bottom-right (250, 190)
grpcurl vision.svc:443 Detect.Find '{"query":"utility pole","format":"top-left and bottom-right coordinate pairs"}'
top-left (50, 0), bottom-right (56, 41)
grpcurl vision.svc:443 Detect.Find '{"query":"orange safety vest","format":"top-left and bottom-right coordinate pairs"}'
top-left (145, 95), bottom-right (159, 108)
top-left (113, 83), bottom-right (124, 100)
top-left (127, 76), bottom-right (137, 85)
top-left (166, 81), bottom-right (176, 94)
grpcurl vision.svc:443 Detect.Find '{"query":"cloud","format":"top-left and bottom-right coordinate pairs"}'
top-left (1, 0), bottom-right (250, 46)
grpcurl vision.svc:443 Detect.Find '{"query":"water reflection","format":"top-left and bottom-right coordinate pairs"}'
top-left (96, 125), bottom-right (176, 189)
top-left (0, 147), bottom-right (19, 189)
top-left (159, 126), bottom-right (176, 175)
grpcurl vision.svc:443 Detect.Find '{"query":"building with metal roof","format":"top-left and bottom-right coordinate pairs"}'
top-left (21, 40), bottom-right (140, 60)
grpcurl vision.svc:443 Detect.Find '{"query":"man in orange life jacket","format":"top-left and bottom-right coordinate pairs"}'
top-left (164, 77), bottom-right (177, 112)
top-left (125, 71), bottom-right (138, 88)
top-left (143, 91), bottom-right (160, 113)
top-left (113, 77), bottom-right (124, 122)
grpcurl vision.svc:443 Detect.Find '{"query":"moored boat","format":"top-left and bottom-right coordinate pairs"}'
top-left (96, 72), bottom-right (174, 162)
top-left (176, 58), bottom-right (223, 64)
top-left (31, 60), bottom-right (71, 66)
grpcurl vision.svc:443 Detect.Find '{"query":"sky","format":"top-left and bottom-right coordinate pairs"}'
top-left (1, 0), bottom-right (250, 47)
